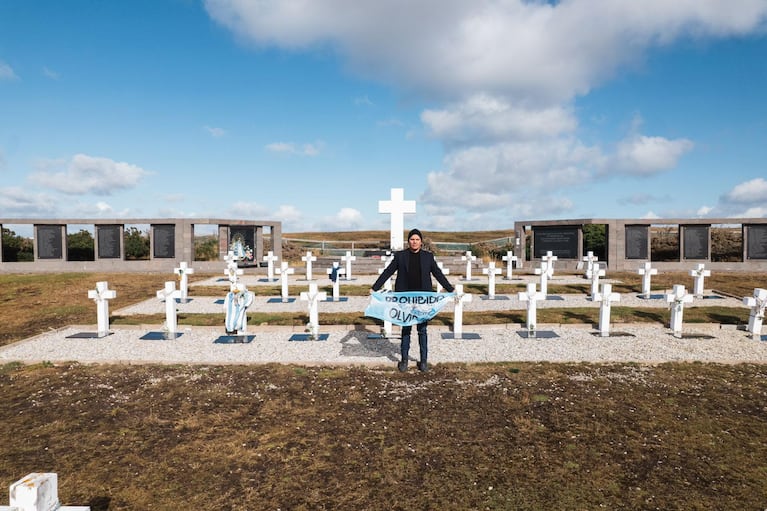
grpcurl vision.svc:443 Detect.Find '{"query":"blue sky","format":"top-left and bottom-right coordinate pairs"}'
top-left (1, 0), bottom-right (767, 234)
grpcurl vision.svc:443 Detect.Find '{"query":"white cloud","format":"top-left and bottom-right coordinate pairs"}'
top-left (43, 67), bottom-right (60, 80)
top-left (0, 61), bottom-right (17, 80)
top-left (227, 201), bottom-right (271, 218)
top-left (354, 95), bottom-right (374, 106)
top-left (204, 126), bottom-right (227, 138)
top-left (696, 205), bottom-right (714, 216)
top-left (610, 135), bottom-right (694, 175)
top-left (265, 141), bottom-right (324, 156)
top-left (29, 154), bottom-right (149, 195)
top-left (722, 177), bottom-right (767, 204)
top-left (0, 187), bottom-right (57, 215)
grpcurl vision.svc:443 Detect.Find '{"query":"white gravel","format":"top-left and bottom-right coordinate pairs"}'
top-left (2, 272), bottom-right (764, 367)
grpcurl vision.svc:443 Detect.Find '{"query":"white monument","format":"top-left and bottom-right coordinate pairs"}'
top-left (1, 473), bottom-right (90, 511)
top-left (593, 283), bottom-right (620, 337)
top-left (582, 251), bottom-right (598, 279)
top-left (262, 250), bottom-right (279, 281)
top-left (301, 251), bottom-right (317, 281)
top-left (300, 282), bottom-right (327, 339)
top-left (541, 251), bottom-right (557, 279)
top-left (519, 282), bottom-right (546, 334)
top-left (173, 261), bottom-right (194, 302)
top-left (482, 261), bottom-right (502, 299)
top-left (88, 281), bottom-right (116, 338)
top-left (589, 262), bottom-right (606, 299)
top-left (276, 261), bottom-right (295, 302)
top-left (452, 284), bottom-right (473, 339)
top-left (666, 284), bottom-right (694, 337)
top-left (461, 251), bottom-right (477, 280)
top-left (689, 263), bottom-right (711, 298)
top-left (224, 284), bottom-right (255, 335)
top-left (378, 187), bottom-right (416, 250)
top-left (637, 262), bottom-right (658, 298)
top-left (743, 288), bottom-right (767, 337)
top-left (502, 251), bottom-right (517, 280)
top-left (534, 261), bottom-right (551, 296)
top-left (157, 281), bottom-right (182, 335)
top-left (341, 250), bottom-right (357, 281)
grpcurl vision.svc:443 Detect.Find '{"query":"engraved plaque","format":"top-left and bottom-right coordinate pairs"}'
top-left (747, 224), bottom-right (767, 259)
top-left (153, 224), bottom-right (175, 258)
top-left (683, 225), bottom-right (709, 259)
top-left (37, 225), bottom-right (63, 259)
top-left (533, 226), bottom-right (578, 259)
top-left (97, 225), bottom-right (122, 259)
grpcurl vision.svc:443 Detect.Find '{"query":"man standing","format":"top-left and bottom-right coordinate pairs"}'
top-left (371, 228), bottom-right (455, 372)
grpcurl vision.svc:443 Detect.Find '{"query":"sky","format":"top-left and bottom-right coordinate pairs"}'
top-left (1, 0), bottom-right (767, 235)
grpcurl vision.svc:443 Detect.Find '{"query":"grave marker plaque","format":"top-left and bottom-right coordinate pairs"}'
top-left (747, 224), bottom-right (767, 259)
top-left (533, 226), bottom-right (578, 259)
top-left (37, 225), bottom-right (63, 259)
top-left (625, 225), bottom-right (648, 260)
top-left (97, 224), bottom-right (122, 259)
top-left (683, 225), bottom-right (709, 260)
top-left (153, 224), bottom-right (175, 258)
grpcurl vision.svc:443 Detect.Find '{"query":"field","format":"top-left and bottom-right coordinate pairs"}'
top-left (0, 264), bottom-right (766, 509)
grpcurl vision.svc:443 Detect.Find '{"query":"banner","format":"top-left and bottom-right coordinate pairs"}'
top-left (365, 291), bottom-right (455, 327)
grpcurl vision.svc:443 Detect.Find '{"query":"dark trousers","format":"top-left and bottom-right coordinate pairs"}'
top-left (401, 321), bottom-right (428, 363)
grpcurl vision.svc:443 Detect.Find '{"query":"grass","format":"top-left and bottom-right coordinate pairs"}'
top-left (0, 269), bottom-right (766, 509)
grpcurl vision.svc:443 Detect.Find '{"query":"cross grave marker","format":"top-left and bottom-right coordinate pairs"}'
top-left (743, 288), bottom-right (767, 337)
top-left (173, 261), bottom-right (194, 302)
top-left (157, 281), bottom-right (183, 336)
top-left (341, 250), bottom-right (357, 280)
top-left (519, 282), bottom-right (546, 335)
top-left (666, 284), bottom-right (694, 337)
top-left (593, 283), bottom-right (620, 337)
top-left (482, 261), bottom-right (502, 299)
top-left (300, 282), bottom-right (327, 339)
top-left (378, 187), bottom-right (416, 250)
top-left (689, 263), bottom-right (711, 298)
top-left (262, 251), bottom-right (279, 281)
top-left (502, 251), bottom-right (517, 280)
top-left (301, 250), bottom-right (318, 281)
top-left (461, 251), bottom-right (477, 280)
top-left (88, 281), bottom-right (116, 338)
top-left (637, 262), bottom-right (658, 298)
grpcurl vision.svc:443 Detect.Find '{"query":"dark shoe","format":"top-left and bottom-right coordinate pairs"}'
top-left (417, 361), bottom-right (429, 372)
top-left (397, 361), bottom-right (408, 372)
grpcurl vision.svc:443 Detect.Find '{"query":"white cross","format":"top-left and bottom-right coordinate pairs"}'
top-left (6, 472), bottom-right (89, 511)
top-left (637, 262), bottom-right (658, 298)
top-left (300, 282), bottom-right (327, 338)
top-left (378, 187), bottom-right (416, 250)
top-left (435, 261), bottom-right (450, 293)
top-left (589, 262), bottom-right (606, 299)
top-left (461, 251), bottom-right (477, 280)
top-left (327, 262), bottom-right (346, 301)
top-left (593, 283), bottom-right (620, 337)
top-left (452, 284), bottom-right (473, 339)
top-left (301, 251), bottom-right (317, 281)
top-left (276, 261), bottom-right (295, 301)
top-left (341, 250), bottom-right (357, 280)
top-left (689, 263), bottom-right (711, 298)
top-left (224, 284), bottom-right (255, 335)
top-left (582, 251), bottom-right (598, 279)
top-left (482, 261), bottom-right (502, 299)
top-left (666, 284), bottom-right (694, 336)
top-left (157, 281), bottom-right (182, 335)
top-left (519, 282), bottom-right (546, 333)
top-left (223, 250), bottom-right (239, 269)
top-left (173, 261), bottom-right (194, 302)
top-left (743, 288), bottom-right (767, 337)
top-left (88, 281), bottom-right (116, 337)
top-left (541, 251), bottom-right (557, 278)
top-left (534, 261), bottom-right (551, 296)
top-left (262, 251), bottom-right (279, 280)
top-left (502, 251), bottom-right (517, 280)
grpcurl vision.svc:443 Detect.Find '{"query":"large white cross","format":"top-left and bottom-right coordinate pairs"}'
top-left (157, 281), bottom-right (182, 335)
top-left (461, 251), bottom-right (477, 280)
top-left (435, 261), bottom-right (450, 293)
top-left (743, 288), bottom-right (767, 337)
top-left (594, 283), bottom-right (620, 337)
top-left (582, 251), bottom-right (598, 279)
top-left (378, 187), bottom-right (416, 250)
top-left (502, 251), bottom-right (517, 280)
top-left (452, 284), bottom-right (473, 339)
top-left (173, 261), bottom-right (194, 302)
top-left (327, 262), bottom-right (346, 301)
top-left (637, 262), bottom-right (658, 298)
top-left (262, 251), bottom-right (279, 280)
top-left (666, 284), bottom-right (694, 336)
top-left (589, 262), bottom-right (606, 299)
top-left (519, 282), bottom-right (546, 333)
top-left (482, 261), bottom-right (502, 299)
top-left (689, 263), bottom-right (711, 298)
top-left (541, 251), bottom-right (557, 278)
top-left (534, 261), bottom-right (551, 296)
top-left (300, 282), bottom-right (327, 338)
top-left (341, 250), bottom-right (357, 280)
top-left (88, 281), bottom-right (116, 337)
top-left (301, 251), bottom-right (317, 281)
top-left (276, 261), bottom-right (295, 301)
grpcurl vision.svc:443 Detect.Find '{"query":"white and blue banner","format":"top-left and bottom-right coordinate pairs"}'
top-left (365, 291), bottom-right (455, 327)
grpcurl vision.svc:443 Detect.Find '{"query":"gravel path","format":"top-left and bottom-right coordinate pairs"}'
top-left (2, 271), bottom-right (764, 366)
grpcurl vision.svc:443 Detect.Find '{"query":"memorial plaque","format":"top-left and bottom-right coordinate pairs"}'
top-left (153, 224), bottom-right (175, 258)
top-left (683, 225), bottom-right (709, 260)
top-left (533, 226), bottom-right (578, 259)
top-left (747, 224), bottom-right (767, 259)
top-left (37, 225), bottom-right (63, 259)
top-left (97, 225), bottom-right (122, 259)
top-left (625, 225), bottom-right (648, 259)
